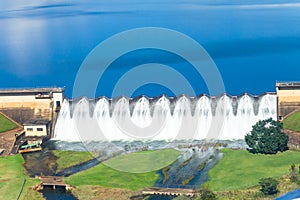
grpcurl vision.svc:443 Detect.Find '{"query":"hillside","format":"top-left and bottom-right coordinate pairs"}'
top-left (0, 113), bottom-right (17, 133)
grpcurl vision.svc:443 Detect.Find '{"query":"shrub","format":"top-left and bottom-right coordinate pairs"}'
top-left (198, 186), bottom-right (217, 200)
top-left (173, 196), bottom-right (192, 200)
top-left (259, 177), bottom-right (279, 195)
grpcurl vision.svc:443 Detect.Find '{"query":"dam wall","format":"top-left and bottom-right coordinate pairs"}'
top-left (276, 82), bottom-right (300, 120)
top-left (0, 88), bottom-right (64, 125)
top-left (54, 93), bottom-right (277, 141)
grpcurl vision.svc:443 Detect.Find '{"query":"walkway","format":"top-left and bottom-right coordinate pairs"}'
top-left (142, 187), bottom-right (200, 197)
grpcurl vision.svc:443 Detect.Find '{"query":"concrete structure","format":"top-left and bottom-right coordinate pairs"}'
top-left (142, 187), bottom-right (200, 197)
top-left (0, 87), bottom-right (64, 124)
top-left (276, 82), bottom-right (300, 120)
top-left (23, 119), bottom-right (51, 137)
top-left (37, 176), bottom-right (72, 190)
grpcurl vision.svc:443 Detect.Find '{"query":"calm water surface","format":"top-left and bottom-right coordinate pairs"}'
top-left (0, 0), bottom-right (300, 97)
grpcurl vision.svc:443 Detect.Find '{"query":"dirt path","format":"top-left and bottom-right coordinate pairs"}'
top-left (0, 127), bottom-right (24, 156)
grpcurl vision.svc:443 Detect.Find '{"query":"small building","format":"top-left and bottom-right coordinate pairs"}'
top-left (23, 119), bottom-right (51, 137)
top-left (276, 81), bottom-right (300, 120)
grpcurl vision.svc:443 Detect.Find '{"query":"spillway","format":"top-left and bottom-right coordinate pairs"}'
top-left (54, 93), bottom-right (277, 141)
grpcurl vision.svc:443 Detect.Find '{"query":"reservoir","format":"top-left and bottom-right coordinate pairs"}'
top-left (0, 0), bottom-right (300, 97)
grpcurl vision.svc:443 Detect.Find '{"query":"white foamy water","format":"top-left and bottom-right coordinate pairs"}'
top-left (54, 93), bottom-right (277, 141)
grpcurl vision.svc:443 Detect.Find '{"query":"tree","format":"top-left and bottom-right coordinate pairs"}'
top-left (259, 177), bottom-right (279, 195)
top-left (245, 118), bottom-right (289, 154)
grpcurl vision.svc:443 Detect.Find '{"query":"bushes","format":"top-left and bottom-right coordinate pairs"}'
top-left (290, 164), bottom-right (300, 184)
top-left (259, 177), bottom-right (279, 195)
top-left (198, 186), bottom-right (217, 200)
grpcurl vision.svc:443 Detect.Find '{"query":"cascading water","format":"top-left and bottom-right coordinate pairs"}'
top-left (54, 93), bottom-right (277, 141)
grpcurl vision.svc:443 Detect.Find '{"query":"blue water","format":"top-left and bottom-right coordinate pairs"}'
top-left (276, 188), bottom-right (300, 200)
top-left (1, 0), bottom-right (300, 98)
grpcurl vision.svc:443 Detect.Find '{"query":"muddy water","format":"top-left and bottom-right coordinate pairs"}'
top-left (22, 150), bottom-right (58, 177)
top-left (22, 151), bottom-right (78, 200)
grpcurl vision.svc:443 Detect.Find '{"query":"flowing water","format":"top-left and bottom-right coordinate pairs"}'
top-left (42, 187), bottom-right (76, 200)
top-left (54, 93), bottom-right (276, 141)
top-left (155, 146), bottom-right (223, 188)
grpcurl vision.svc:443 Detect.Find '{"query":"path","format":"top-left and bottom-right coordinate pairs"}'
top-left (0, 127), bottom-right (24, 156)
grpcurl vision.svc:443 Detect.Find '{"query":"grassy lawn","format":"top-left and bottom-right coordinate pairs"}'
top-left (65, 149), bottom-right (180, 190)
top-left (284, 109), bottom-right (300, 132)
top-left (0, 155), bottom-right (43, 200)
top-left (206, 149), bottom-right (300, 191)
top-left (66, 163), bottom-right (160, 190)
top-left (104, 148), bottom-right (180, 173)
top-left (0, 113), bottom-right (17, 132)
top-left (53, 150), bottom-right (97, 172)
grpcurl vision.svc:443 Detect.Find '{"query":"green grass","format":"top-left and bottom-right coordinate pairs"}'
top-left (0, 154), bottom-right (43, 200)
top-left (65, 163), bottom-right (160, 190)
top-left (283, 109), bottom-right (300, 132)
top-left (206, 149), bottom-right (300, 191)
top-left (53, 150), bottom-right (97, 172)
top-left (0, 113), bottom-right (17, 132)
top-left (66, 149), bottom-right (180, 190)
top-left (103, 148), bottom-right (180, 173)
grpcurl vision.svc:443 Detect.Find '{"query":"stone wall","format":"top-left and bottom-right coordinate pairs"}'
top-left (278, 102), bottom-right (300, 118)
top-left (276, 82), bottom-right (300, 118)
top-left (0, 100), bottom-right (53, 124)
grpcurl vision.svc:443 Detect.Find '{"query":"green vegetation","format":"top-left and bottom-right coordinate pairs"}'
top-left (245, 118), bottom-right (288, 154)
top-left (199, 160), bottom-right (207, 171)
top-left (65, 149), bottom-right (180, 190)
top-left (259, 177), bottom-right (279, 195)
top-left (103, 148), bottom-right (180, 173)
top-left (182, 175), bottom-right (194, 186)
top-left (173, 196), bottom-right (192, 200)
top-left (206, 149), bottom-right (300, 191)
top-left (199, 186), bottom-right (217, 200)
top-left (162, 166), bottom-right (170, 184)
top-left (0, 113), bottom-right (17, 132)
top-left (284, 109), bottom-right (300, 132)
top-left (289, 163), bottom-right (300, 184)
top-left (0, 155), bottom-right (42, 200)
top-left (179, 156), bottom-right (193, 170)
top-left (65, 163), bottom-right (159, 190)
top-left (53, 150), bottom-right (96, 172)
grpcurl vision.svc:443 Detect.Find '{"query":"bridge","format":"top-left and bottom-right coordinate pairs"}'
top-left (142, 187), bottom-right (200, 197)
top-left (36, 176), bottom-right (72, 190)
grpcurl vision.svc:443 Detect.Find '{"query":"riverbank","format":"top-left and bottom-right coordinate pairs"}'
top-left (0, 154), bottom-right (43, 200)
top-left (1, 147), bottom-right (300, 200)
top-left (206, 149), bottom-right (300, 199)
top-left (53, 150), bottom-right (97, 173)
